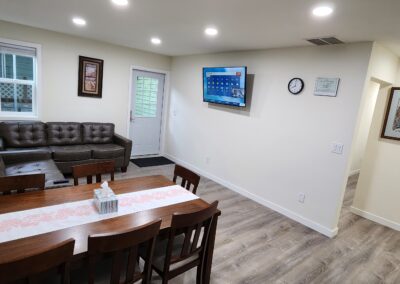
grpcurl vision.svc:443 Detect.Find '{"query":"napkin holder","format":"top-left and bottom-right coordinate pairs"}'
top-left (94, 181), bottom-right (118, 214)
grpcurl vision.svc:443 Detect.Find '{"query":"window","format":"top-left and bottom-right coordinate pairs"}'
top-left (134, 76), bottom-right (159, 118)
top-left (0, 40), bottom-right (39, 117)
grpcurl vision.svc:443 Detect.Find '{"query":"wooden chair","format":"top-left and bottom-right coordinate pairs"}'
top-left (173, 165), bottom-right (200, 194)
top-left (144, 201), bottom-right (219, 284)
top-left (0, 173), bottom-right (45, 195)
top-left (0, 238), bottom-right (75, 284)
top-left (87, 219), bottom-right (162, 284)
top-left (72, 161), bottom-right (115, 186)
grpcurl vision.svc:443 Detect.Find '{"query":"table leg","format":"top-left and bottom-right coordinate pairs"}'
top-left (203, 214), bottom-right (219, 284)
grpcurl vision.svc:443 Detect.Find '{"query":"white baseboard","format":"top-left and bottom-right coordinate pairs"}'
top-left (164, 153), bottom-right (338, 238)
top-left (348, 169), bottom-right (360, 177)
top-left (350, 206), bottom-right (400, 231)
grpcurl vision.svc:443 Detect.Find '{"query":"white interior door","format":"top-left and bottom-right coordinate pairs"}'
top-left (130, 70), bottom-right (165, 156)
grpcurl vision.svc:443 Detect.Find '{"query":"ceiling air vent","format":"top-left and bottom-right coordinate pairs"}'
top-left (306, 37), bottom-right (344, 46)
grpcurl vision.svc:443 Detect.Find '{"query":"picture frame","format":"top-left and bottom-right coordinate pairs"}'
top-left (381, 87), bottom-right (400, 141)
top-left (78, 56), bottom-right (104, 98)
top-left (314, 77), bottom-right (340, 97)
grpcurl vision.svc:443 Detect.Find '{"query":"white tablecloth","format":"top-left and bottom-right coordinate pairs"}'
top-left (0, 185), bottom-right (199, 244)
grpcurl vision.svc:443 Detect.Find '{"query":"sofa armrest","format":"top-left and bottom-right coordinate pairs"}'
top-left (0, 137), bottom-right (4, 151)
top-left (113, 134), bottom-right (132, 168)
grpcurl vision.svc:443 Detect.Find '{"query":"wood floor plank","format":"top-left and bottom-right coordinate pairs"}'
top-left (106, 164), bottom-right (400, 283)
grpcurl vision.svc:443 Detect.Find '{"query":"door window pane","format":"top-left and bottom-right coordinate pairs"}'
top-left (16, 56), bottom-right (34, 80)
top-left (135, 76), bottom-right (158, 118)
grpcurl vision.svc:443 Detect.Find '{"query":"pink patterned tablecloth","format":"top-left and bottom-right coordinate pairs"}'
top-left (0, 185), bottom-right (199, 244)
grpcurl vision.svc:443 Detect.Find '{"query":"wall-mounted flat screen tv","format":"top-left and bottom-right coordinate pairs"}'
top-left (203, 66), bottom-right (247, 107)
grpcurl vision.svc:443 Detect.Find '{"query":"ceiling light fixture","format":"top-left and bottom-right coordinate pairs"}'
top-left (151, 37), bottom-right (162, 45)
top-left (72, 17), bottom-right (86, 26)
top-left (205, 27), bottom-right (218, 36)
top-left (111, 0), bottom-right (129, 6)
top-left (312, 6), bottom-right (333, 17)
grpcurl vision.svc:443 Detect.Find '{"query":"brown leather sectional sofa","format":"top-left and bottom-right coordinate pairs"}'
top-left (0, 121), bottom-right (132, 188)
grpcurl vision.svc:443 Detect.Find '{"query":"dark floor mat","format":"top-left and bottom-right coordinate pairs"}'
top-left (130, 156), bottom-right (174, 168)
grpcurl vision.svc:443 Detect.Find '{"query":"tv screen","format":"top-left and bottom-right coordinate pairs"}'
top-left (203, 66), bottom-right (247, 107)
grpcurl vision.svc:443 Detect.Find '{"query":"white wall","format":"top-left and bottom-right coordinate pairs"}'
top-left (0, 21), bottom-right (171, 136)
top-left (348, 43), bottom-right (399, 175)
top-left (349, 81), bottom-right (380, 174)
top-left (351, 44), bottom-right (400, 230)
top-left (165, 43), bottom-right (373, 237)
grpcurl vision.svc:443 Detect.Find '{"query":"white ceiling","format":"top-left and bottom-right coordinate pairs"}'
top-left (1, 0), bottom-right (400, 56)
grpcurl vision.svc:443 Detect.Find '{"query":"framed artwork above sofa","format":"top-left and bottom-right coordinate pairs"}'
top-left (78, 56), bottom-right (104, 98)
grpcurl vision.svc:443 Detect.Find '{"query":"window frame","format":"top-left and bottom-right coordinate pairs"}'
top-left (0, 38), bottom-right (42, 120)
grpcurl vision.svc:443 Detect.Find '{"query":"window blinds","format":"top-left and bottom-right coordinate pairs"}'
top-left (0, 42), bottom-right (36, 57)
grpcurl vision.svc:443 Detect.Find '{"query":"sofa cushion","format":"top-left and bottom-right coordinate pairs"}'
top-left (82, 123), bottom-right (114, 144)
top-left (1, 147), bottom-right (52, 165)
top-left (87, 144), bottom-right (125, 159)
top-left (0, 121), bottom-right (47, 148)
top-left (47, 122), bottom-right (82, 145)
top-left (50, 145), bottom-right (91, 162)
top-left (0, 157), bottom-right (5, 177)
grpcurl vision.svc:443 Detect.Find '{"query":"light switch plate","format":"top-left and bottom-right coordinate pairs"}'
top-left (332, 142), bottom-right (344, 155)
top-left (298, 193), bottom-right (306, 203)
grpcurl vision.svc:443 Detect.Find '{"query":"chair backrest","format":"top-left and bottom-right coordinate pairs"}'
top-left (0, 173), bottom-right (45, 195)
top-left (173, 165), bottom-right (200, 194)
top-left (163, 201), bottom-right (219, 275)
top-left (72, 160), bottom-right (115, 186)
top-left (0, 238), bottom-right (75, 284)
top-left (88, 219), bottom-right (162, 284)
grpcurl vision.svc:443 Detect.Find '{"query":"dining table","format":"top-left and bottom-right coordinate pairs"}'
top-left (0, 175), bottom-right (220, 284)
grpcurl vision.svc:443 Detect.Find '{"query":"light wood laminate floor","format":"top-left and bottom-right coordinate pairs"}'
top-left (111, 163), bottom-right (400, 283)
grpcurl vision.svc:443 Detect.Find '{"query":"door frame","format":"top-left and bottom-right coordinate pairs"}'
top-left (127, 65), bottom-right (170, 158)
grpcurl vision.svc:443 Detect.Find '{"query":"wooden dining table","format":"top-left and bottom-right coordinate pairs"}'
top-left (0, 175), bottom-right (220, 284)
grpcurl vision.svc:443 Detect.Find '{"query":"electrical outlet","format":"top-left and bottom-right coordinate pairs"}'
top-left (298, 193), bottom-right (306, 203)
top-left (331, 142), bottom-right (344, 155)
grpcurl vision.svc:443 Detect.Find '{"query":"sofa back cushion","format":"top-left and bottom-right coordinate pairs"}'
top-left (47, 122), bottom-right (82, 145)
top-left (82, 123), bottom-right (114, 144)
top-left (0, 121), bottom-right (47, 148)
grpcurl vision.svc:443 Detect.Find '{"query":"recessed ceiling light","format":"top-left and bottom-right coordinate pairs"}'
top-left (111, 0), bottom-right (129, 6)
top-left (205, 27), bottom-right (218, 36)
top-left (72, 17), bottom-right (86, 26)
top-left (312, 6), bottom-right (333, 17)
top-left (151, 37), bottom-right (162, 45)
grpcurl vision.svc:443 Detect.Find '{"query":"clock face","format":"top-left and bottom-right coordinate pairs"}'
top-left (288, 78), bottom-right (304, 95)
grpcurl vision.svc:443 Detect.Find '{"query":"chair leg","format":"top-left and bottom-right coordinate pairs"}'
top-left (196, 264), bottom-right (203, 284)
top-left (121, 166), bottom-right (127, 173)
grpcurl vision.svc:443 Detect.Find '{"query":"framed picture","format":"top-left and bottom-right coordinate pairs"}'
top-left (314, 77), bottom-right (340, 97)
top-left (78, 56), bottom-right (104, 98)
top-left (381, 87), bottom-right (400, 141)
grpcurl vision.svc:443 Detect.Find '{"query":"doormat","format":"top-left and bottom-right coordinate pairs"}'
top-left (130, 156), bottom-right (174, 168)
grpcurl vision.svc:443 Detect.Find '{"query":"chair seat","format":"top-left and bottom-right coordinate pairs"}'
top-left (87, 144), bottom-right (125, 159)
top-left (50, 145), bottom-right (91, 162)
top-left (141, 234), bottom-right (199, 273)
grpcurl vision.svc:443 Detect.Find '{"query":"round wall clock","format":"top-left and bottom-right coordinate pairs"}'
top-left (288, 78), bottom-right (304, 95)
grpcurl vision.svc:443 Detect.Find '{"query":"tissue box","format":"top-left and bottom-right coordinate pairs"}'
top-left (94, 187), bottom-right (118, 214)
